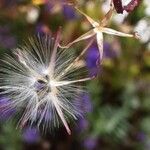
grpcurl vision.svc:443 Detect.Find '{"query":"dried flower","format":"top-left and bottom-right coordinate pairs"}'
top-left (86, 43), bottom-right (100, 76)
top-left (0, 32), bottom-right (94, 134)
top-left (0, 26), bottom-right (17, 49)
top-left (113, 0), bottom-right (123, 14)
top-left (113, 0), bottom-right (141, 14)
top-left (59, 4), bottom-right (139, 65)
top-left (124, 0), bottom-right (141, 13)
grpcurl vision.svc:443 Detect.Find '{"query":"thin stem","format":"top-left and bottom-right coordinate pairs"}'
top-left (100, 1), bottom-right (115, 27)
top-left (55, 76), bottom-right (95, 86)
top-left (75, 7), bottom-right (99, 28)
top-left (102, 27), bottom-right (139, 39)
top-left (59, 29), bottom-right (95, 49)
top-left (51, 93), bottom-right (71, 135)
top-left (57, 39), bottom-right (94, 80)
top-left (48, 29), bottom-right (61, 77)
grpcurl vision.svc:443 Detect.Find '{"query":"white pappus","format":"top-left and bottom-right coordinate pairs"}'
top-left (0, 32), bottom-right (94, 134)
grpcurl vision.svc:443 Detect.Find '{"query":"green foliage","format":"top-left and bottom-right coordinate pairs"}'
top-left (0, 122), bottom-right (22, 150)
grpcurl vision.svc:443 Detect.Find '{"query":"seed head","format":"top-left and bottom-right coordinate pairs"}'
top-left (0, 33), bottom-right (93, 134)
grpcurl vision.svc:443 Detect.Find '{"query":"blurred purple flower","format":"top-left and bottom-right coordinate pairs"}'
top-left (86, 43), bottom-right (100, 77)
top-left (103, 42), bottom-right (118, 58)
top-left (84, 94), bottom-right (92, 113)
top-left (86, 44), bottom-right (99, 69)
top-left (0, 0), bottom-right (17, 8)
top-left (137, 132), bottom-right (146, 141)
top-left (0, 97), bottom-right (15, 120)
top-left (74, 92), bottom-right (92, 115)
top-left (44, 2), bottom-right (53, 13)
top-left (83, 136), bottom-right (97, 150)
top-left (86, 42), bottom-right (116, 76)
top-left (74, 93), bottom-right (92, 132)
top-left (76, 118), bottom-right (89, 133)
top-left (79, 93), bottom-right (93, 113)
top-left (0, 26), bottom-right (17, 49)
top-left (63, 5), bottom-right (77, 20)
top-left (23, 127), bottom-right (40, 144)
top-left (35, 23), bottom-right (51, 35)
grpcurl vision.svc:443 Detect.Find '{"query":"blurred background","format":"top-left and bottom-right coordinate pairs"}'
top-left (0, 0), bottom-right (149, 150)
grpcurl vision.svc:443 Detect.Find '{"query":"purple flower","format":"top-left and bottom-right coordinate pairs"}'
top-left (76, 118), bottom-right (89, 133)
top-left (86, 42), bottom-right (117, 63)
top-left (0, 0), bottom-right (17, 8)
top-left (74, 93), bottom-right (92, 132)
top-left (0, 97), bottom-right (15, 120)
top-left (82, 93), bottom-right (93, 113)
top-left (22, 127), bottom-right (40, 144)
top-left (86, 43), bottom-right (100, 76)
top-left (86, 44), bottom-right (99, 69)
top-left (74, 93), bottom-right (93, 116)
top-left (83, 136), bottom-right (97, 150)
top-left (35, 23), bottom-right (51, 35)
top-left (103, 42), bottom-right (118, 58)
top-left (86, 42), bottom-right (118, 76)
top-left (44, 2), bottom-right (53, 13)
top-left (77, 93), bottom-right (92, 114)
top-left (63, 5), bottom-right (77, 20)
top-left (136, 132), bottom-right (146, 142)
top-left (0, 26), bottom-right (17, 49)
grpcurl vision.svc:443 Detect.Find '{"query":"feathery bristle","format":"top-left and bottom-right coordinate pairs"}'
top-left (0, 34), bottom-right (93, 134)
